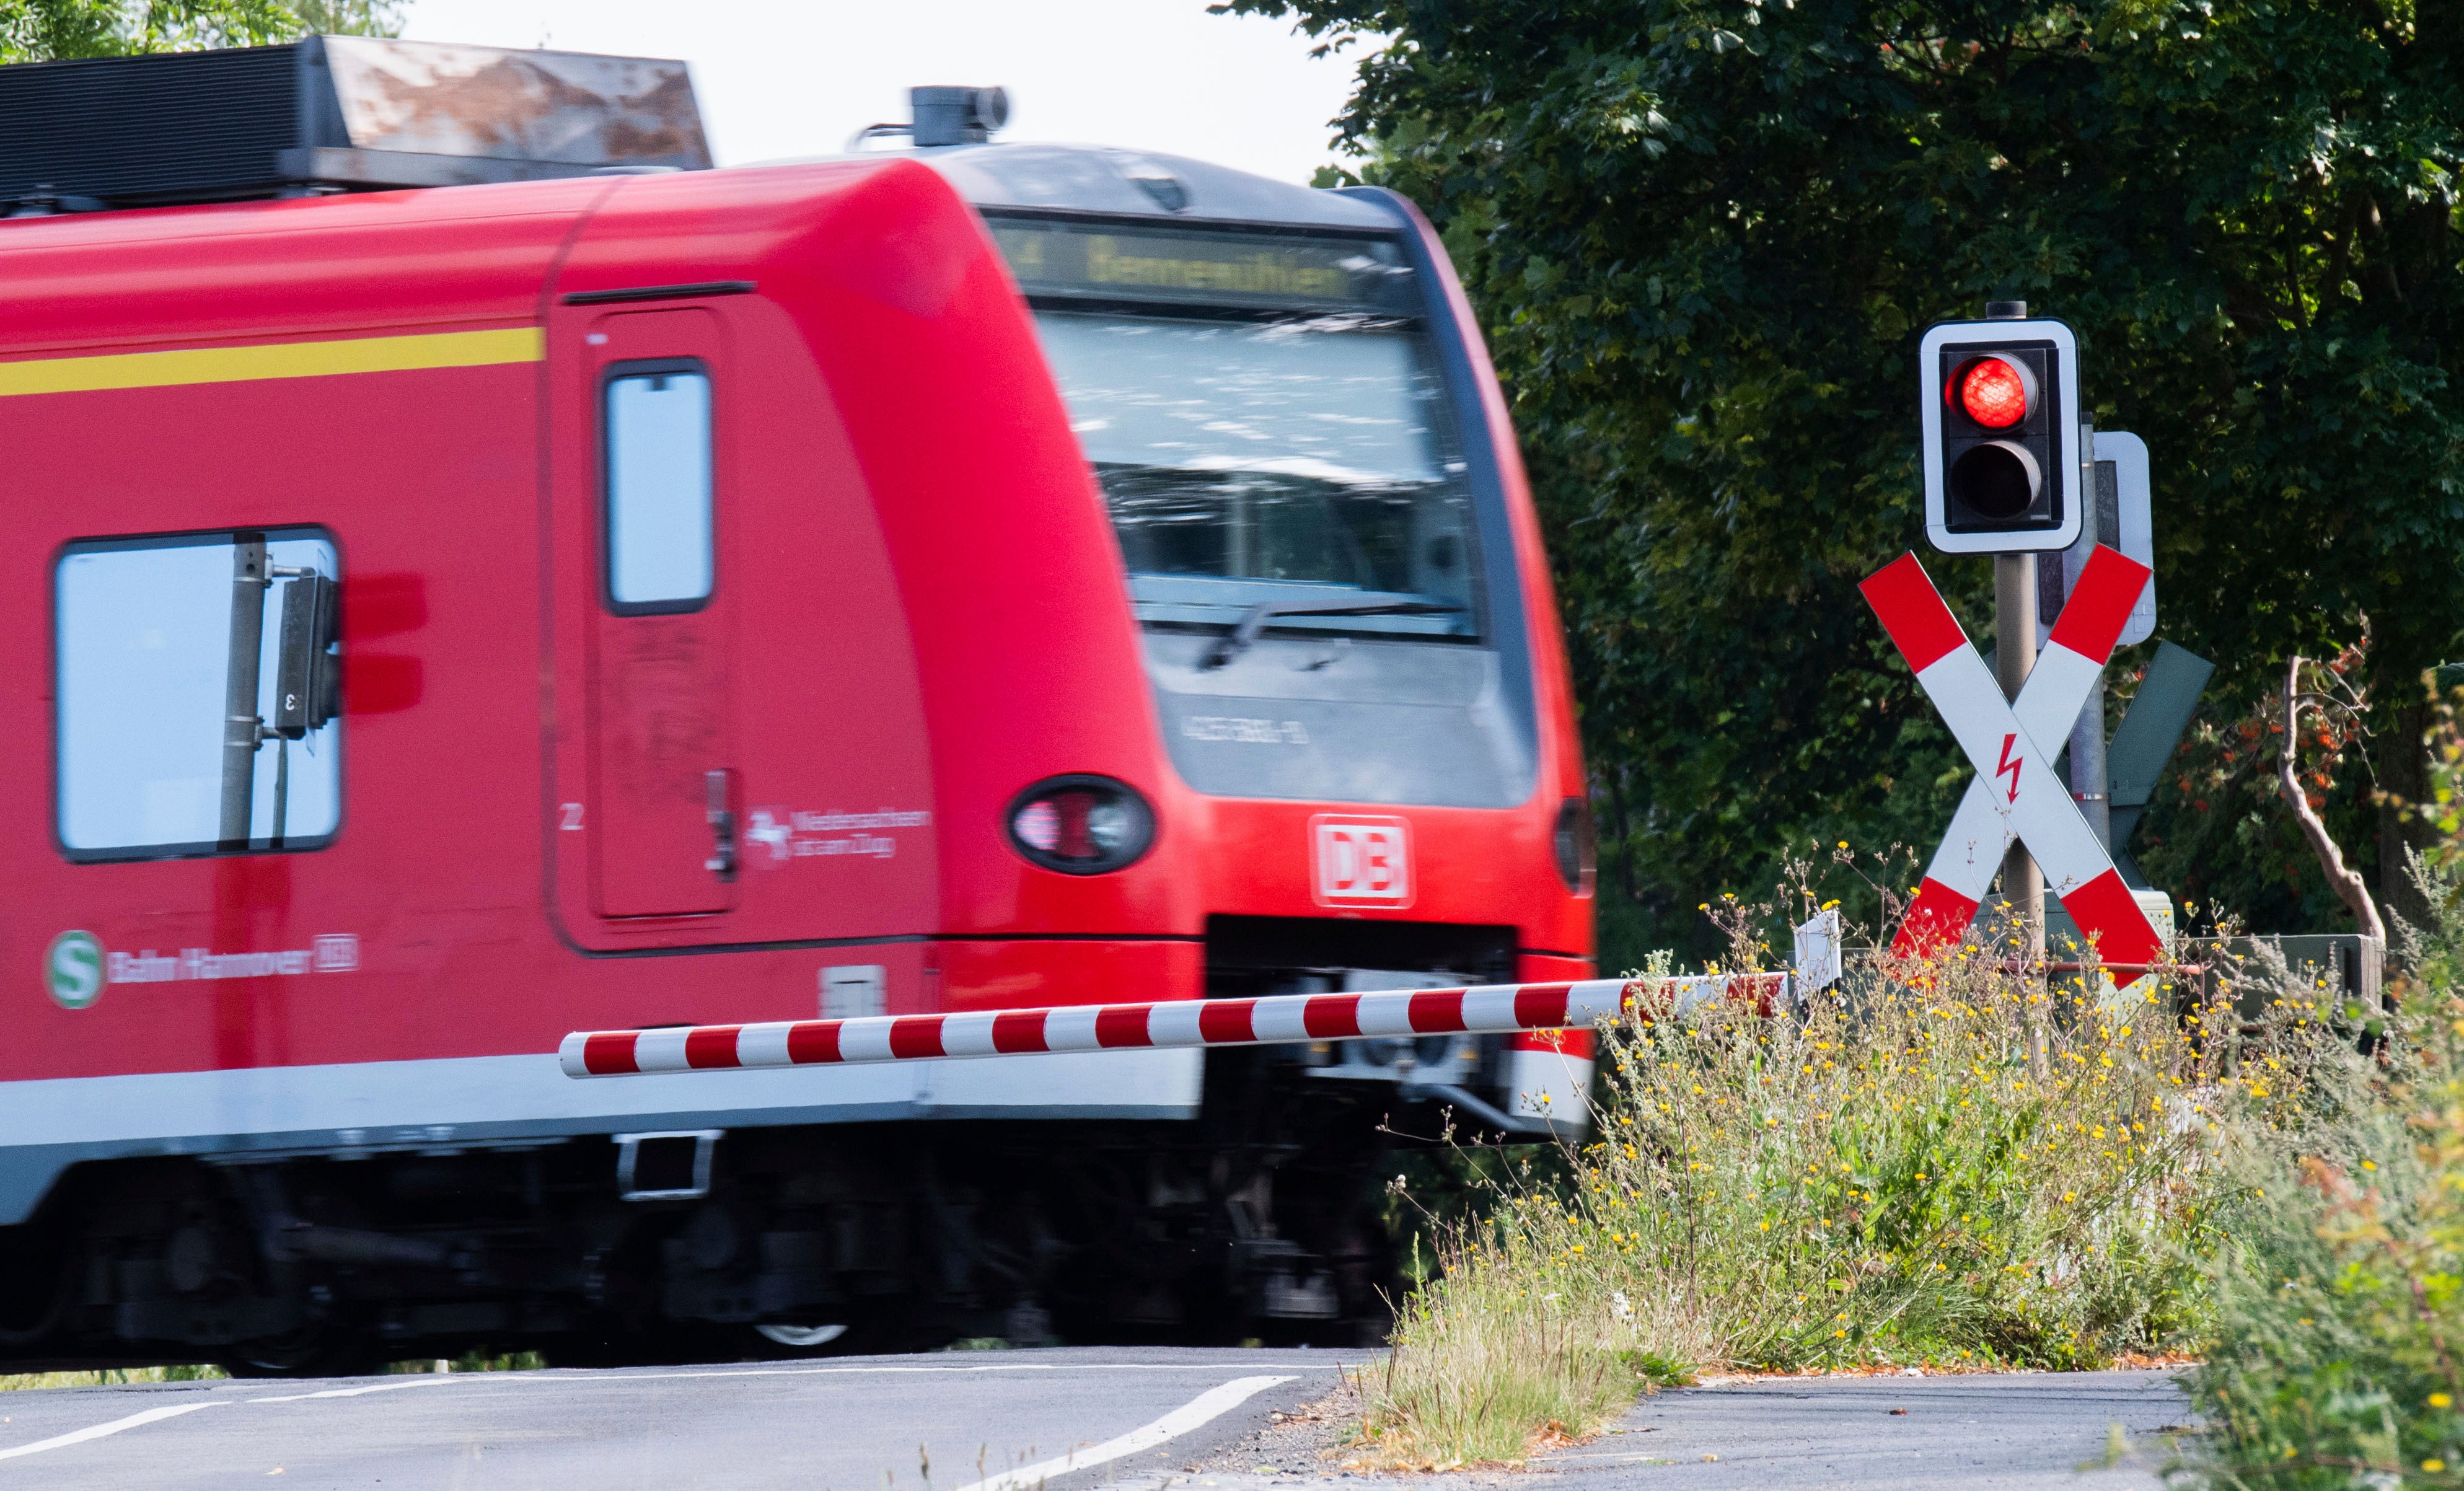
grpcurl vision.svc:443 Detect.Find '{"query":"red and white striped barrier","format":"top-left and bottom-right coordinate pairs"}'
top-left (560, 979), bottom-right (1639, 1078)
top-left (1860, 545), bottom-right (2162, 967)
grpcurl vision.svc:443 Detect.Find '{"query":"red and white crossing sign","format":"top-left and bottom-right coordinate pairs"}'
top-left (1860, 545), bottom-right (2163, 967)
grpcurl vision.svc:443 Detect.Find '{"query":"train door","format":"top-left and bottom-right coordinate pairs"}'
top-left (543, 258), bottom-right (940, 967)
top-left (580, 308), bottom-right (737, 918)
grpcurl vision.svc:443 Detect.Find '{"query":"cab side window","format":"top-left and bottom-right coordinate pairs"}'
top-left (602, 361), bottom-right (714, 613)
top-left (56, 528), bottom-right (341, 860)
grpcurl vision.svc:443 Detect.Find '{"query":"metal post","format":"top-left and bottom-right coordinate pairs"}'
top-left (270, 738), bottom-right (290, 850)
top-left (2067, 437), bottom-right (2113, 855)
top-left (2069, 678), bottom-right (2110, 848)
top-left (1994, 553), bottom-right (2043, 962)
top-left (217, 535), bottom-right (270, 850)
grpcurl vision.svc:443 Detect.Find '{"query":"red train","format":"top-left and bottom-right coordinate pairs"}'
top-left (0, 42), bottom-right (1592, 1370)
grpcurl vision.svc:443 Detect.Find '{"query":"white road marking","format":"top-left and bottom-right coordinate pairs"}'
top-left (447, 1361), bottom-right (1347, 1388)
top-left (0, 1401), bottom-right (226, 1461)
top-left (249, 1378), bottom-right (455, 1403)
top-left (955, 1374), bottom-right (1298, 1491)
top-left (0, 1358), bottom-right (1341, 1468)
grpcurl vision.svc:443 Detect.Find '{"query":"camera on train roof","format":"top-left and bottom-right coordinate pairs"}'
top-left (848, 84), bottom-right (1013, 152)
top-left (910, 86), bottom-right (1010, 147)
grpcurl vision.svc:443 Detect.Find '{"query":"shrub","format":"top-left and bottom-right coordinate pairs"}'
top-left (2185, 850), bottom-right (2464, 1486)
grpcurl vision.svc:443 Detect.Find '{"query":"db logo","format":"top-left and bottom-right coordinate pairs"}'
top-left (1310, 815), bottom-right (1414, 908)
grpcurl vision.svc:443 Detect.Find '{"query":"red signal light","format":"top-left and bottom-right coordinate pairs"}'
top-left (1951, 356), bottom-right (2032, 429)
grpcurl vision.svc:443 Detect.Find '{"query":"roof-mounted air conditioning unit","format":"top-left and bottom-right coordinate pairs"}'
top-left (0, 35), bottom-right (712, 214)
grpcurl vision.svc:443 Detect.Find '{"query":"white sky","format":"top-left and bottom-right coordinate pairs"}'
top-left (400, 0), bottom-right (1367, 185)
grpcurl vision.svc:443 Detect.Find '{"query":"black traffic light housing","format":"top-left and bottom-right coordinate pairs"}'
top-left (271, 572), bottom-right (340, 739)
top-left (1918, 312), bottom-right (2082, 554)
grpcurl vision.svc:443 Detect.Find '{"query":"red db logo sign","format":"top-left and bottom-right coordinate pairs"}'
top-left (1310, 815), bottom-right (1413, 908)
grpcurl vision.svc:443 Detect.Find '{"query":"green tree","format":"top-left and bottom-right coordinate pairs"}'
top-left (1224, 0), bottom-right (2464, 959)
top-left (0, 0), bottom-right (398, 62)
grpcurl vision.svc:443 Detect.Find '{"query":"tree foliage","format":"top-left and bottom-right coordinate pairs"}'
top-left (0, 0), bottom-right (398, 63)
top-left (1223, 0), bottom-right (2464, 959)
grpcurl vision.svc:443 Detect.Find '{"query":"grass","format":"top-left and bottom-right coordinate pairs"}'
top-left (1366, 710), bottom-right (2464, 1476)
top-left (1348, 1242), bottom-right (1697, 1469)
top-left (0, 1364), bottom-right (225, 1391)
top-left (385, 1350), bottom-right (548, 1373)
top-left (1360, 855), bottom-right (2270, 1462)
top-left (0, 1349), bottom-right (546, 1392)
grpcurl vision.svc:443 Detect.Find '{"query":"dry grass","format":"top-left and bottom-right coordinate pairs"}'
top-left (0, 1349), bottom-right (545, 1392)
top-left (1344, 1244), bottom-right (1701, 1469)
top-left (0, 1364), bottom-right (224, 1391)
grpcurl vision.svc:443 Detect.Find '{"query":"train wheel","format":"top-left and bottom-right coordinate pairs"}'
top-left (742, 1314), bottom-right (892, 1358)
top-left (752, 1322), bottom-right (848, 1349)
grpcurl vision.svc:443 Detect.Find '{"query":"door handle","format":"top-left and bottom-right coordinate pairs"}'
top-left (705, 768), bottom-right (738, 881)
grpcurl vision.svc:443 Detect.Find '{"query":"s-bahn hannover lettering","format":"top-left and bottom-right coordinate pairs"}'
top-left (103, 933), bottom-right (361, 983)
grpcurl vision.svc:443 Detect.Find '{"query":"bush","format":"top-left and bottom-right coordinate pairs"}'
top-left (2185, 850), bottom-right (2464, 1486)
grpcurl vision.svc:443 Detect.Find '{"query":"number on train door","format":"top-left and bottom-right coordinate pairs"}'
top-left (586, 309), bottom-right (739, 918)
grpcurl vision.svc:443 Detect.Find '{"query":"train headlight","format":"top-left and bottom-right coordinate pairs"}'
top-left (1006, 775), bottom-right (1156, 874)
top-left (1554, 796), bottom-right (1596, 895)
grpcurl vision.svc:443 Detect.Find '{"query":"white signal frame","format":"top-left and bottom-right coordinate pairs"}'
top-left (2094, 430), bottom-right (2155, 644)
top-left (2038, 431), bottom-right (2157, 648)
top-left (1919, 317), bottom-right (2083, 554)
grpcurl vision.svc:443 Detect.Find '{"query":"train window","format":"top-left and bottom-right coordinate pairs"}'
top-left (55, 529), bottom-right (342, 860)
top-left (992, 215), bottom-right (1480, 644)
top-left (602, 361), bottom-right (714, 613)
top-left (1034, 310), bottom-right (1479, 641)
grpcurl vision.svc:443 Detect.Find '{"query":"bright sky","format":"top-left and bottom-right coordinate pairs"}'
top-left (400, 0), bottom-right (1367, 185)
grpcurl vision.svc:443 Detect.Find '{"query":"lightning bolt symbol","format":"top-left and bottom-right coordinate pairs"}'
top-left (1995, 732), bottom-right (2023, 804)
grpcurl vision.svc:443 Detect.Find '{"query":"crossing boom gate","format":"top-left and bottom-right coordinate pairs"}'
top-left (1860, 544), bottom-right (2163, 967)
top-left (561, 980), bottom-right (1639, 1078)
top-left (558, 912), bottom-right (1858, 1083)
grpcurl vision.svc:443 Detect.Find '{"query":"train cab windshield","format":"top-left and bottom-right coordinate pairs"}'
top-left (990, 216), bottom-right (1480, 643)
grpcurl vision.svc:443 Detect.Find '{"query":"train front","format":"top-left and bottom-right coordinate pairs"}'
top-left (919, 144), bottom-right (1597, 1133)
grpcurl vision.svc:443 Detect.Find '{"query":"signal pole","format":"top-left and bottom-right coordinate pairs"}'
top-left (2066, 433), bottom-right (2114, 855)
top-left (218, 534), bottom-right (270, 851)
top-left (1993, 551), bottom-right (2044, 957)
top-left (1979, 300), bottom-right (2044, 966)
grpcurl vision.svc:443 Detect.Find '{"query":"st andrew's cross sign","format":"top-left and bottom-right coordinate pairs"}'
top-left (1860, 545), bottom-right (2163, 968)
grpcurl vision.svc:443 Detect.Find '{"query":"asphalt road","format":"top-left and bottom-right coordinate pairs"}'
top-left (0, 1353), bottom-right (2199, 1491)
top-left (1166, 1366), bottom-right (2196, 1491)
top-left (0, 1347), bottom-right (1352, 1491)
top-left (1554, 1369), bottom-right (2196, 1489)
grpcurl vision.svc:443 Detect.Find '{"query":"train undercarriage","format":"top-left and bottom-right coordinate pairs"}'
top-left (0, 1049), bottom-right (1500, 1374)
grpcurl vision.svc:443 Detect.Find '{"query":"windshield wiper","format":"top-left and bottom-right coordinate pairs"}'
top-left (1199, 600), bottom-right (1466, 671)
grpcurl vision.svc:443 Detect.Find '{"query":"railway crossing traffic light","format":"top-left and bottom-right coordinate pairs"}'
top-left (1918, 312), bottom-right (2083, 554)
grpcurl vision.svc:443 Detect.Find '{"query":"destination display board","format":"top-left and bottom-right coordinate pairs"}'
top-left (986, 216), bottom-right (1418, 315)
